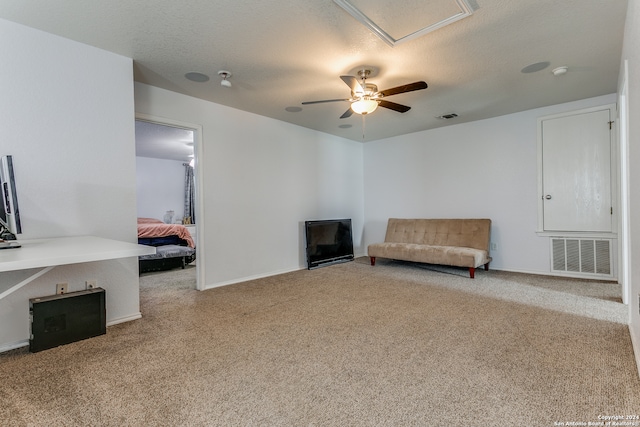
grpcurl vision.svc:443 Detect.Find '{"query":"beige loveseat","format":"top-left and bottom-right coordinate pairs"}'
top-left (368, 218), bottom-right (492, 278)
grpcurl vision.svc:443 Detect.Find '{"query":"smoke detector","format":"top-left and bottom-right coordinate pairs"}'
top-left (552, 66), bottom-right (568, 76)
top-left (218, 70), bottom-right (232, 87)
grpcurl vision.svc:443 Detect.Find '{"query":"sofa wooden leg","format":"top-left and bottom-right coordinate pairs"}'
top-left (370, 256), bottom-right (376, 266)
top-left (484, 262), bottom-right (490, 271)
top-left (469, 267), bottom-right (475, 279)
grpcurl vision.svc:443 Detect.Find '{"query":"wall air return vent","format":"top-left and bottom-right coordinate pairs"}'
top-left (550, 238), bottom-right (612, 278)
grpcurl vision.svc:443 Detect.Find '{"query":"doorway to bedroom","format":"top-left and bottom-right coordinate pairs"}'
top-left (134, 117), bottom-right (202, 291)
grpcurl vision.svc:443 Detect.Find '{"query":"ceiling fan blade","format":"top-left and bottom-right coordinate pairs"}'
top-left (302, 99), bottom-right (350, 105)
top-left (340, 108), bottom-right (354, 119)
top-left (379, 81), bottom-right (428, 97)
top-left (378, 100), bottom-right (411, 113)
top-left (340, 75), bottom-right (364, 94)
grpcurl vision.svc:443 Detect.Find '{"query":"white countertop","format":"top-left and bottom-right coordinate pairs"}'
top-left (0, 236), bottom-right (156, 272)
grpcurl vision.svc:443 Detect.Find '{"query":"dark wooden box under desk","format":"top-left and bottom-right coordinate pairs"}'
top-left (29, 288), bottom-right (106, 352)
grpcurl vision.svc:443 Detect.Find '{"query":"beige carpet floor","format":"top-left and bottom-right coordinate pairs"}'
top-left (1, 258), bottom-right (639, 426)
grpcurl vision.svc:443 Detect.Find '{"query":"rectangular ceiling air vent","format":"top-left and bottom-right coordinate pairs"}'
top-left (436, 113), bottom-right (458, 119)
top-left (333, 0), bottom-right (475, 47)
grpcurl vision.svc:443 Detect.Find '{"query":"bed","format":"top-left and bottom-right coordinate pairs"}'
top-left (137, 218), bottom-right (196, 273)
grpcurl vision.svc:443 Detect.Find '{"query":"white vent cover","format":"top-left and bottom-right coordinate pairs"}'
top-left (333, 0), bottom-right (475, 47)
top-left (550, 238), bottom-right (612, 277)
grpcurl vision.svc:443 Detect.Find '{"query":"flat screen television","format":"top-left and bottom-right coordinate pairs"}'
top-left (305, 218), bottom-right (354, 269)
top-left (0, 155), bottom-right (22, 248)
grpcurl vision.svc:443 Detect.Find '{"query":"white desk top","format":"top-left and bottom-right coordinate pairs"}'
top-left (0, 236), bottom-right (155, 272)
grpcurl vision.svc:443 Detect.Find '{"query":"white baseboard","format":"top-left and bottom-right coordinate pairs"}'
top-left (203, 262), bottom-right (592, 291)
top-left (491, 266), bottom-right (619, 282)
top-left (0, 313), bottom-right (142, 354)
top-left (630, 322), bottom-right (640, 379)
top-left (204, 266), bottom-right (304, 290)
top-left (107, 312), bottom-right (142, 326)
top-left (0, 339), bottom-right (29, 353)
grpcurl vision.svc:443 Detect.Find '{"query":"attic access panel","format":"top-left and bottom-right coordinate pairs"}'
top-left (334, 0), bottom-right (475, 47)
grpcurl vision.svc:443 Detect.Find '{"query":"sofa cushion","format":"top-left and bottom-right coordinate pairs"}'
top-left (368, 242), bottom-right (490, 268)
top-left (383, 218), bottom-right (491, 252)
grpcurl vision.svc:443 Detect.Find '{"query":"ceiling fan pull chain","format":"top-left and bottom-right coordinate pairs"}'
top-left (362, 114), bottom-right (366, 140)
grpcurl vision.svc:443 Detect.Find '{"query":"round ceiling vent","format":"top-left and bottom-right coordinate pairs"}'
top-left (520, 62), bottom-right (550, 73)
top-left (185, 72), bottom-right (210, 82)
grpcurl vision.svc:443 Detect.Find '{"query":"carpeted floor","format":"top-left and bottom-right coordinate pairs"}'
top-left (1, 258), bottom-right (639, 426)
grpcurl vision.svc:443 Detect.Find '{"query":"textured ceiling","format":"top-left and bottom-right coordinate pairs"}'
top-left (0, 0), bottom-right (629, 144)
top-left (135, 121), bottom-right (194, 162)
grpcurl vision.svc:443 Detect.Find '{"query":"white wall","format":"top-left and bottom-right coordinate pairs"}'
top-left (136, 156), bottom-right (186, 222)
top-left (134, 83), bottom-right (365, 288)
top-left (620, 0), bottom-right (640, 374)
top-left (0, 12), bottom-right (630, 356)
top-left (363, 93), bottom-right (616, 275)
top-left (0, 19), bottom-right (139, 351)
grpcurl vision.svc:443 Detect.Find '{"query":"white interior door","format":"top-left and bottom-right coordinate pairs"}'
top-left (541, 108), bottom-right (612, 232)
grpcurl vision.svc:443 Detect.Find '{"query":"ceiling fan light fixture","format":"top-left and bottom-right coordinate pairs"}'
top-left (351, 98), bottom-right (378, 115)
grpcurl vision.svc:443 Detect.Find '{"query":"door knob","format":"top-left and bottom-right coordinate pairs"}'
top-left (545, 195), bottom-right (552, 200)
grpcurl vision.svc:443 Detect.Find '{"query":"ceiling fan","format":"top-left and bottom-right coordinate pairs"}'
top-left (302, 69), bottom-right (428, 119)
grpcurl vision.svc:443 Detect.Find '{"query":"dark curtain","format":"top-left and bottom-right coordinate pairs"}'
top-left (184, 164), bottom-right (195, 224)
